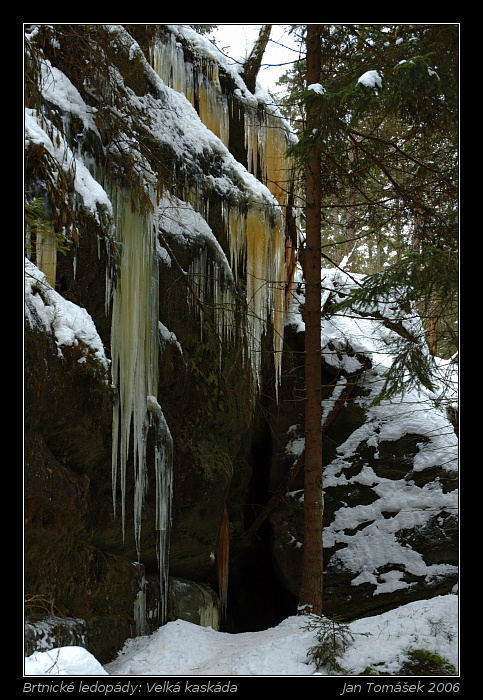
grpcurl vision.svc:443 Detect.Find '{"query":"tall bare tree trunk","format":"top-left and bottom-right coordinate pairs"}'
top-left (241, 25), bottom-right (272, 92)
top-left (298, 24), bottom-right (324, 617)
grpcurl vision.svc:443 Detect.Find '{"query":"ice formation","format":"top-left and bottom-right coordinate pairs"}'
top-left (25, 24), bottom-right (297, 628)
top-left (150, 26), bottom-right (297, 396)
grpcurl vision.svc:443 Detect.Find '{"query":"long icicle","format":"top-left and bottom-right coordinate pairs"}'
top-left (110, 186), bottom-right (173, 625)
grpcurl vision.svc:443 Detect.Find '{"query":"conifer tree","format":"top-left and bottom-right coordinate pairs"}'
top-left (286, 24), bottom-right (458, 395)
top-left (285, 23), bottom-right (458, 614)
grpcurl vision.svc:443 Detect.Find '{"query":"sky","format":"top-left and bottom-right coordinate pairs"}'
top-left (211, 24), bottom-right (302, 93)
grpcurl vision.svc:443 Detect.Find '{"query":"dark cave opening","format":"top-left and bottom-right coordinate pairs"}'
top-left (225, 522), bottom-right (298, 633)
top-left (224, 420), bottom-right (298, 632)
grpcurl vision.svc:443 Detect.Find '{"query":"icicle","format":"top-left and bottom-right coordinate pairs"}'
top-left (150, 32), bottom-right (187, 96)
top-left (109, 185), bottom-right (173, 625)
top-left (227, 203), bottom-right (286, 398)
top-left (35, 231), bottom-right (57, 288)
top-left (147, 395), bottom-right (173, 625)
top-left (198, 600), bottom-right (220, 630)
top-left (245, 106), bottom-right (294, 210)
top-left (186, 244), bottom-right (238, 358)
top-left (110, 188), bottom-right (159, 549)
top-left (150, 29), bottom-right (296, 400)
top-left (197, 63), bottom-right (229, 146)
top-left (133, 562), bottom-right (149, 636)
top-left (150, 34), bottom-right (229, 147)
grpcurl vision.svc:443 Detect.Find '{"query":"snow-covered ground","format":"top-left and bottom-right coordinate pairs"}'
top-left (24, 594), bottom-right (458, 677)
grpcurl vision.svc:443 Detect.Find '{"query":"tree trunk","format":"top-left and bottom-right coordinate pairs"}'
top-left (241, 25), bottom-right (272, 92)
top-left (298, 24), bottom-right (324, 617)
top-left (238, 366), bottom-right (365, 549)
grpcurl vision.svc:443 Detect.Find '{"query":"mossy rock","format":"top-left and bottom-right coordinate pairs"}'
top-left (25, 526), bottom-right (144, 663)
top-left (167, 577), bottom-right (220, 628)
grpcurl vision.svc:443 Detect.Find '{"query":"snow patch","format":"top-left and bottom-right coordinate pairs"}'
top-left (25, 595), bottom-right (458, 676)
top-left (25, 258), bottom-right (109, 372)
top-left (358, 69), bottom-right (383, 90)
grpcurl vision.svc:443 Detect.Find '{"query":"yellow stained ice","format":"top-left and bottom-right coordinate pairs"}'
top-left (149, 31), bottom-right (295, 396)
top-left (34, 231), bottom-right (57, 288)
top-left (150, 36), bottom-right (229, 146)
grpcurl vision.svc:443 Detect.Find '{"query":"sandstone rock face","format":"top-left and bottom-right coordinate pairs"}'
top-left (24, 24), bottom-right (296, 661)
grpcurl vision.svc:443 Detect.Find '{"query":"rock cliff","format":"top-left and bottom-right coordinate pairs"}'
top-left (24, 24), bottom-right (458, 663)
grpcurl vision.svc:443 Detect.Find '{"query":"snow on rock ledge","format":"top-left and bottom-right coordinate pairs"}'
top-left (274, 265), bottom-right (458, 615)
top-left (25, 258), bottom-right (109, 373)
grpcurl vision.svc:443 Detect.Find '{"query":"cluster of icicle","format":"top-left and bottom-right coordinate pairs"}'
top-left (112, 27), bottom-right (295, 625)
top-left (27, 24), bottom-right (296, 632)
top-left (109, 187), bottom-right (174, 625)
top-left (147, 28), bottom-right (300, 624)
top-left (151, 27), bottom-right (295, 398)
top-left (159, 192), bottom-right (286, 396)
